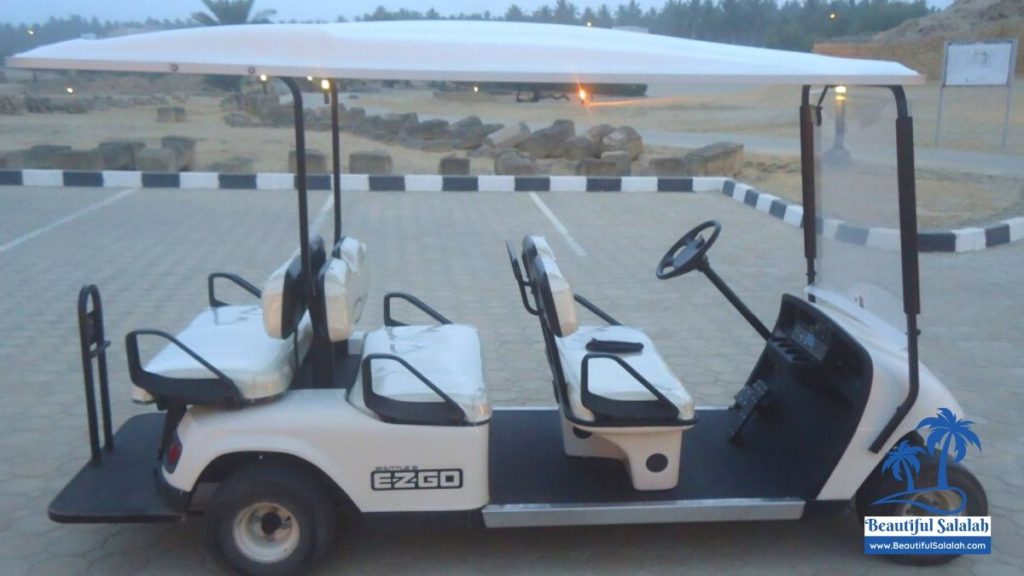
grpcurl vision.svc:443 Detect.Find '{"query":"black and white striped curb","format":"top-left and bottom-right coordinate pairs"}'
top-left (2, 169), bottom-right (1020, 253)
top-left (715, 179), bottom-right (1024, 254)
top-left (0, 169), bottom-right (694, 193)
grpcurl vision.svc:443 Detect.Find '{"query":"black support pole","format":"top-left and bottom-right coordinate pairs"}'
top-left (330, 79), bottom-right (342, 245)
top-left (870, 86), bottom-right (921, 454)
top-left (799, 86), bottom-right (818, 291)
top-left (282, 78), bottom-right (314, 299)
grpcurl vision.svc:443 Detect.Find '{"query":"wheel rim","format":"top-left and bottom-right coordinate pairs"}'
top-left (896, 489), bottom-right (965, 517)
top-left (232, 501), bottom-right (301, 564)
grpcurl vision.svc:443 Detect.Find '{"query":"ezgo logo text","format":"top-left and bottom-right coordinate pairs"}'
top-left (864, 408), bottom-right (991, 556)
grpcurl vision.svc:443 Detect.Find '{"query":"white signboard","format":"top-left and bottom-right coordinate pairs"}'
top-left (943, 41), bottom-right (1016, 87)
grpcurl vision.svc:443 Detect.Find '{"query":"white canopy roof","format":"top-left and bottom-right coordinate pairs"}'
top-left (6, 21), bottom-right (924, 86)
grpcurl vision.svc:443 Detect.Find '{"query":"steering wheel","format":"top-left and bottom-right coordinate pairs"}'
top-left (656, 220), bottom-right (721, 280)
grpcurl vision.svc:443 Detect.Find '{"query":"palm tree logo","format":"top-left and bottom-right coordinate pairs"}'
top-left (872, 408), bottom-right (981, 515)
top-left (880, 440), bottom-right (926, 492)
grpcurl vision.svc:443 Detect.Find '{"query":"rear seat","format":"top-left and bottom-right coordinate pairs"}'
top-left (515, 235), bottom-right (695, 490)
top-left (344, 293), bottom-right (489, 426)
top-left (128, 238), bottom-right (328, 405)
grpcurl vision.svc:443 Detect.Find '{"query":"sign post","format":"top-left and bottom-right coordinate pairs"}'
top-left (935, 39), bottom-right (1017, 149)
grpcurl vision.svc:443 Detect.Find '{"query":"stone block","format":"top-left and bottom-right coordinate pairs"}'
top-left (98, 141), bottom-right (144, 170)
top-left (349, 151), bottom-right (393, 175)
top-left (161, 136), bottom-right (197, 171)
top-left (439, 156), bottom-right (470, 176)
top-left (563, 136), bottom-right (600, 162)
top-left (685, 142), bottom-right (744, 177)
top-left (136, 148), bottom-right (179, 172)
top-left (575, 158), bottom-right (622, 177)
top-left (601, 150), bottom-right (633, 176)
top-left (156, 106), bottom-right (186, 123)
top-left (289, 149), bottom-right (328, 173)
top-left (495, 149), bottom-right (537, 176)
top-left (53, 149), bottom-right (104, 170)
top-left (24, 145), bottom-right (73, 169)
top-left (644, 156), bottom-right (691, 177)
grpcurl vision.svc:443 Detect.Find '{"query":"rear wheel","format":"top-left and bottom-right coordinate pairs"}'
top-left (206, 460), bottom-right (337, 576)
top-left (856, 460), bottom-right (987, 566)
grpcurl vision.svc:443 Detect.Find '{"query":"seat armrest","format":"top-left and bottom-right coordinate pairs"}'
top-left (361, 353), bottom-right (467, 425)
top-left (125, 329), bottom-right (242, 406)
top-left (207, 272), bottom-right (262, 308)
top-left (383, 292), bottom-right (453, 327)
top-left (580, 352), bottom-right (684, 422)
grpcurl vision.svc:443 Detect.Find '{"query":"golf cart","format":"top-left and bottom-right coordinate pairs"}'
top-left (8, 21), bottom-right (987, 575)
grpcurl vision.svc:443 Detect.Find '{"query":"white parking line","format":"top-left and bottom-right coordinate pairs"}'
top-left (312, 194), bottom-right (335, 234)
top-left (0, 187), bottom-right (139, 256)
top-left (528, 192), bottom-right (587, 257)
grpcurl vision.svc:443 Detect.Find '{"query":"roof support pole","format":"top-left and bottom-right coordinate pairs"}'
top-left (330, 79), bottom-right (342, 245)
top-left (869, 86), bottom-right (921, 454)
top-left (799, 86), bottom-right (818, 291)
top-left (282, 77), bottom-right (314, 298)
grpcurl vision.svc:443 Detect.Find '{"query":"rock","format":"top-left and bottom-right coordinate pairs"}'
top-left (601, 126), bottom-right (643, 160)
top-left (338, 107), bottom-right (366, 130)
top-left (161, 136), bottom-right (197, 171)
top-left (24, 96), bottom-right (53, 113)
top-left (494, 149), bottom-right (537, 176)
top-left (600, 151), bottom-right (632, 176)
top-left (517, 119), bottom-right (575, 158)
top-left (439, 155), bottom-right (470, 176)
top-left (224, 111), bottom-right (258, 127)
top-left (685, 142), bottom-right (745, 177)
top-left (575, 158), bottom-right (623, 177)
top-left (136, 148), bottom-right (179, 172)
top-left (24, 145), bottom-right (72, 168)
top-left (406, 118), bottom-right (451, 140)
top-left (563, 136), bottom-right (600, 162)
top-left (52, 149), bottom-right (103, 170)
top-left (450, 116), bottom-right (502, 150)
top-left (644, 156), bottom-right (691, 177)
top-left (98, 141), bottom-right (144, 170)
top-left (349, 151), bottom-right (393, 174)
top-left (484, 122), bottom-right (530, 149)
top-left (289, 149), bottom-right (328, 173)
top-left (586, 124), bottom-right (615, 144)
top-left (208, 156), bottom-right (255, 173)
top-left (0, 95), bottom-right (23, 115)
top-left (374, 112), bottom-right (419, 139)
top-left (156, 106), bottom-right (186, 123)
top-left (0, 151), bottom-right (25, 169)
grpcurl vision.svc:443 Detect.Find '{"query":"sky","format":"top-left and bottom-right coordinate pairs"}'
top-left (3, 0), bottom-right (957, 25)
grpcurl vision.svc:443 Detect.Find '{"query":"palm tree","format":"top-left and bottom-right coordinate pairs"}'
top-left (918, 408), bottom-right (981, 489)
top-left (881, 440), bottom-right (926, 492)
top-left (191, 1), bottom-right (276, 27)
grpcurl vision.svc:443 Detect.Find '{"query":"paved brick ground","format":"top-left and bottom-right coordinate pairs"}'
top-left (0, 186), bottom-right (1019, 575)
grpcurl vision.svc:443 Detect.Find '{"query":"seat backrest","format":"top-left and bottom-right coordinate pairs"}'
top-left (521, 235), bottom-right (557, 282)
top-left (318, 237), bottom-right (369, 343)
top-left (261, 235), bottom-right (325, 340)
top-left (262, 253), bottom-right (306, 339)
top-left (529, 254), bottom-right (579, 338)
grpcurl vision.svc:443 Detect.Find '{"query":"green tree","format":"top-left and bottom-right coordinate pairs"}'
top-left (191, 0), bottom-right (276, 26)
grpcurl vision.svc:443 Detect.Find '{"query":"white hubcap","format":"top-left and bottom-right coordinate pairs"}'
top-left (233, 502), bottom-right (300, 564)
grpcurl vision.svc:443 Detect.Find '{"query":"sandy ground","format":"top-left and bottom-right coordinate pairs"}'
top-left (0, 72), bottom-right (1021, 228)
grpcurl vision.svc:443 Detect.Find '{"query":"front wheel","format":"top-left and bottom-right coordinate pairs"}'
top-left (206, 460), bottom-right (337, 576)
top-left (856, 460), bottom-right (987, 566)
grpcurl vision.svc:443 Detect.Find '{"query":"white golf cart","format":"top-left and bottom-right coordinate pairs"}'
top-left (9, 21), bottom-right (987, 575)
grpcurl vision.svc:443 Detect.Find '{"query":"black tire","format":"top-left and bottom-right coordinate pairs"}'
top-left (856, 460), bottom-right (987, 566)
top-left (205, 459), bottom-right (337, 576)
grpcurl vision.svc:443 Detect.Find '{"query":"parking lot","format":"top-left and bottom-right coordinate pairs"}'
top-left (0, 185), bottom-right (1021, 575)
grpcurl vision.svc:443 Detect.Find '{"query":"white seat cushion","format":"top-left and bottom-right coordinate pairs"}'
top-left (349, 324), bottom-right (490, 424)
top-left (555, 325), bottom-right (695, 423)
top-left (144, 305), bottom-right (308, 401)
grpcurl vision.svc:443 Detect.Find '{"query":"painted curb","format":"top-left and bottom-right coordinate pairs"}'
top-left (2, 169), bottom-right (1019, 253)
